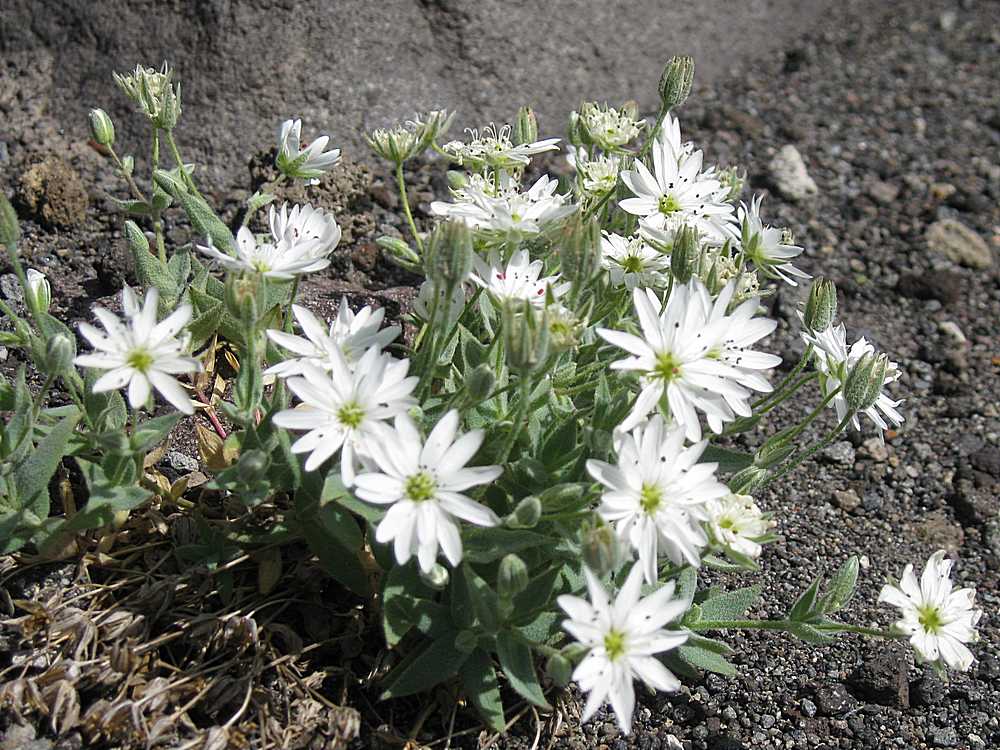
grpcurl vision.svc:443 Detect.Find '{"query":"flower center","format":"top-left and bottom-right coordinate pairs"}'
top-left (126, 348), bottom-right (154, 373)
top-left (653, 351), bottom-right (683, 382)
top-left (639, 483), bottom-right (663, 514)
top-left (336, 401), bottom-right (366, 429)
top-left (658, 194), bottom-right (682, 216)
top-left (604, 629), bottom-right (627, 661)
top-left (404, 471), bottom-right (437, 503)
top-left (917, 605), bottom-right (945, 634)
top-left (621, 255), bottom-right (644, 273)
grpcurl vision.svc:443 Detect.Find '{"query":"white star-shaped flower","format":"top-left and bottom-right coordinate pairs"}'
top-left (74, 286), bottom-right (200, 413)
top-left (276, 118), bottom-right (341, 184)
top-left (737, 195), bottom-right (809, 286)
top-left (354, 410), bottom-right (502, 573)
top-left (601, 232), bottom-right (671, 290)
top-left (705, 493), bottom-right (773, 560)
top-left (431, 174), bottom-right (574, 235)
top-left (471, 248), bottom-right (569, 306)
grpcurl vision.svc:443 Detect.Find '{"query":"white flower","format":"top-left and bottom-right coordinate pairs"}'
top-left (737, 195), bottom-right (809, 285)
top-left (25, 268), bottom-right (51, 312)
top-left (413, 280), bottom-right (467, 326)
top-left (566, 146), bottom-right (622, 197)
top-left (601, 232), bottom-right (671, 290)
top-left (198, 223), bottom-right (331, 280)
top-left (74, 286), bottom-right (200, 414)
top-left (276, 118), bottom-right (341, 184)
top-left (442, 123), bottom-right (559, 170)
top-left (802, 323), bottom-right (904, 432)
top-left (471, 248), bottom-right (569, 306)
top-left (265, 298), bottom-right (400, 378)
top-left (431, 174), bottom-right (574, 235)
top-left (557, 563), bottom-right (689, 734)
top-left (586, 416), bottom-right (727, 583)
top-left (268, 202), bottom-right (342, 260)
top-left (705, 494), bottom-right (773, 560)
top-left (619, 115), bottom-right (735, 243)
top-left (878, 551), bottom-right (982, 671)
top-left (271, 349), bottom-right (417, 483)
top-left (598, 280), bottom-right (779, 441)
top-left (578, 102), bottom-right (644, 151)
top-left (354, 410), bottom-right (502, 573)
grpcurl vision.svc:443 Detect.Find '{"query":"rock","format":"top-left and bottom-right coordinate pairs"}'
top-left (914, 510), bottom-right (966, 550)
top-left (949, 478), bottom-right (997, 526)
top-left (925, 219), bottom-right (993, 269)
top-left (910, 667), bottom-right (947, 707)
top-left (165, 451), bottom-right (199, 474)
top-left (351, 241), bottom-right (378, 271)
top-left (928, 726), bottom-right (960, 748)
top-left (832, 489), bottom-right (861, 512)
top-left (937, 320), bottom-right (967, 344)
top-left (930, 182), bottom-right (957, 201)
top-left (861, 437), bottom-right (889, 462)
top-left (939, 10), bottom-right (958, 31)
top-left (813, 683), bottom-right (856, 716)
top-left (15, 156), bottom-right (89, 229)
top-left (969, 447), bottom-right (1000, 478)
top-left (800, 698), bottom-right (817, 718)
top-left (867, 179), bottom-right (899, 205)
top-left (896, 270), bottom-right (962, 305)
top-left (848, 645), bottom-right (910, 708)
top-left (821, 441), bottom-right (856, 466)
top-left (768, 145), bottom-right (819, 201)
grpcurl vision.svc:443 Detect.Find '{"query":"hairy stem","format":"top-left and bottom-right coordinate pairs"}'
top-left (395, 162), bottom-right (423, 252)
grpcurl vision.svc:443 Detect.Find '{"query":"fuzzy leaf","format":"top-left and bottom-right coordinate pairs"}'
top-left (700, 445), bottom-right (753, 474)
top-left (676, 638), bottom-right (738, 676)
top-left (462, 528), bottom-right (548, 563)
top-left (12, 412), bottom-right (80, 511)
top-left (460, 649), bottom-right (506, 732)
top-left (786, 621), bottom-right (835, 644)
top-left (380, 630), bottom-right (468, 699)
top-left (820, 556), bottom-right (859, 614)
top-left (495, 631), bottom-right (550, 708)
top-left (60, 459), bottom-right (150, 533)
top-left (698, 585), bottom-right (761, 622)
top-left (789, 577), bottom-right (823, 622)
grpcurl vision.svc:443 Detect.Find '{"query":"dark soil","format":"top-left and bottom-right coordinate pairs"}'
top-left (1, 0), bottom-right (999, 748)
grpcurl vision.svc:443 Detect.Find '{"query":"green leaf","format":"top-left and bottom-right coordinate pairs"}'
top-left (153, 169), bottom-right (235, 252)
top-left (168, 249), bottom-right (192, 288)
top-left (187, 300), bottom-right (223, 346)
top-left (819, 556), bottom-right (859, 614)
top-left (132, 244), bottom-right (178, 304)
top-left (510, 567), bottom-right (562, 625)
top-left (495, 631), bottom-right (550, 709)
top-left (786, 621), bottom-right (835, 644)
top-left (698, 585), bottom-right (761, 622)
top-left (462, 528), bottom-right (547, 563)
top-left (383, 564), bottom-right (427, 646)
top-left (676, 638), bottom-right (738, 676)
top-left (60, 459), bottom-right (151, 533)
top-left (517, 611), bottom-right (560, 644)
top-left (673, 565), bottom-right (698, 607)
top-left (460, 649), bottom-right (506, 733)
top-left (12, 412), bottom-right (80, 511)
top-left (789, 577), bottom-right (822, 622)
top-left (701, 446), bottom-right (753, 474)
top-left (459, 564), bottom-right (500, 634)
top-left (297, 471), bottom-right (370, 596)
top-left (380, 630), bottom-right (468, 699)
top-left (109, 197), bottom-right (152, 216)
top-left (130, 413), bottom-right (181, 453)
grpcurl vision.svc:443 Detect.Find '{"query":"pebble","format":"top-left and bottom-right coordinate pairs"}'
top-left (861, 437), bottom-right (889, 462)
top-left (937, 320), bottom-right (967, 344)
top-left (768, 145), bottom-right (819, 201)
top-left (821, 441), bottom-right (856, 465)
top-left (832, 489), bottom-right (861, 512)
top-left (929, 726), bottom-right (960, 747)
top-left (800, 698), bottom-right (817, 718)
top-left (165, 451), bottom-right (199, 474)
top-left (813, 683), bottom-right (855, 716)
top-left (867, 179), bottom-right (899, 205)
top-left (925, 219), bottom-right (994, 269)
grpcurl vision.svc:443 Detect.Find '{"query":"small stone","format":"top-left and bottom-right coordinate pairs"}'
top-left (821, 441), bottom-right (856, 466)
top-left (896, 270), bottom-right (962, 304)
top-left (799, 698), bottom-right (817, 718)
top-left (165, 451), bottom-right (199, 474)
top-left (832, 489), bottom-right (861, 512)
top-left (867, 179), bottom-right (899, 205)
top-left (914, 510), bottom-right (966, 550)
top-left (925, 219), bottom-right (993, 269)
top-left (970, 447), bottom-right (1000, 478)
top-left (813, 683), bottom-right (856, 716)
top-left (861, 437), bottom-right (889, 462)
top-left (910, 667), bottom-right (947, 707)
top-left (937, 320), bottom-right (967, 344)
top-left (768, 145), bottom-right (819, 201)
top-left (949, 479), bottom-right (997, 526)
top-left (930, 182), bottom-right (957, 201)
top-left (939, 10), bottom-right (958, 31)
top-left (351, 241), bottom-right (378, 271)
top-left (928, 726), bottom-right (959, 748)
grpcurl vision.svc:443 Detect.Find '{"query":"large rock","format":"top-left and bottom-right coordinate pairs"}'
top-left (925, 219), bottom-right (994, 269)
top-left (1, 0), bottom-right (835, 189)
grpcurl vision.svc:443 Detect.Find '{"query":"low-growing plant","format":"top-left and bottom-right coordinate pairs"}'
top-left (0, 58), bottom-right (982, 737)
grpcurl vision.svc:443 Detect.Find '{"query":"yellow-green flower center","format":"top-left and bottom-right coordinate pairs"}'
top-left (658, 194), bottom-right (682, 215)
top-left (126, 349), bottom-right (154, 373)
top-left (604, 629), bottom-right (627, 661)
top-left (404, 471), bottom-right (437, 503)
top-left (917, 605), bottom-right (944, 634)
top-left (639, 483), bottom-right (663, 514)
top-left (621, 255), bottom-right (644, 273)
top-left (653, 352), bottom-right (683, 382)
top-left (336, 402), bottom-right (365, 429)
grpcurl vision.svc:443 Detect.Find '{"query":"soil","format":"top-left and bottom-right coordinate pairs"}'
top-left (1, 0), bottom-right (999, 748)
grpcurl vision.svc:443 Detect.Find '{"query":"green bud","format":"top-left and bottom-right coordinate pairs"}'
top-left (498, 553), bottom-right (530, 599)
top-left (844, 352), bottom-right (889, 413)
top-left (124, 219), bottom-right (150, 256)
top-left (237, 449), bottom-right (270, 483)
top-left (659, 55), bottom-right (695, 110)
top-left (558, 212), bottom-right (602, 289)
top-left (454, 629), bottom-right (479, 654)
top-left (88, 108), bottom-right (116, 146)
top-left (580, 518), bottom-right (624, 578)
top-left (44, 333), bottom-right (75, 374)
top-left (753, 440), bottom-right (795, 469)
top-left (376, 235), bottom-right (421, 272)
top-left (25, 269), bottom-right (51, 313)
top-left (446, 170), bottom-right (468, 191)
top-left (512, 106), bottom-right (539, 146)
top-left (567, 110), bottom-right (586, 147)
top-left (464, 363), bottom-right (496, 402)
top-left (729, 465), bottom-right (769, 495)
top-left (225, 276), bottom-right (261, 323)
top-left (545, 653), bottom-right (573, 688)
top-left (671, 225), bottom-right (699, 284)
top-left (424, 221), bottom-right (473, 290)
top-left (803, 277), bottom-right (838, 332)
top-left (420, 563), bottom-right (450, 591)
top-left (507, 495), bottom-right (542, 529)
top-left (0, 192), bottom-right (20, 250)
top-left (503, 301), bottom-right (550, 374)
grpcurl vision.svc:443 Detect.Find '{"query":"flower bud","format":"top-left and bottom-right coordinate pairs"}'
top-left (464, 363), bottom-right (496, 402)
top-left (498, 553), bottom-right (530, 599)
top-left (424, 221), bottom-right (473, 290)
top-left (25, 269), bottom-right (51, 313)
top-left (88, 108), bottom-right (116, 147)
top-left (225, 275), bottom-right (261, 323)
top-left (503, 301), bottom-right (550, 374)
top-left (844, 353), bottom-right (889, 413)
top-left (446, 170), bottom-right (468, 191)
top-left (567, 111), bottom-right (586, 147)
top-left (0, 192), bottom-right (20, 250)
top-left (420, 563), bottom-right (450, 591)
top-left (729, 465), bottom-right (769, 495)
top-left (237, 449), bottom-right (270, 483)
top-left (507, 495), bottom-right (542, 529)
top-left (671, 225), bottom-right (699, 284)
top-left (545, 653), bottom-right (573, 687)
top-left (512, 106), bottom-right (539, 146)
top-left (558, 212), bottom-right (602, 289)
top-left (376, 235), bottom-right (421, 272)
top-left (580, 519), bottom-right (624, 578)
top-left (124, 219), bottom-right (150, 256)
top-left (803, 277), bottom-right (838, 332)
top-left (659, 55), bottom-right (695, 110)
top-left (45, 333), bottom-right (75, 374)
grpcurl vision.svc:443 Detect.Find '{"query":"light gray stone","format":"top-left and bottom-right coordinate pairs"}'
top-left (926, 219), bottom-right (993, 269)
top-left (769, 145), bottom-right (819, 201)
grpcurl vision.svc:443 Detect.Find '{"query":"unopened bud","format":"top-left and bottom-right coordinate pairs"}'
top-left (124, 220), bottom-right (150, 256)
top-left (446, 170), bottom-right (468, 191)
top-left (225, 275), bottom-right (260, 322)
top-left (45, 333), bottom-right (75, 374)
top-left (498, 554), bottom-right (530, 599)
top-left (88, 108), bottom-right (116, 146)
top-left (507, 495), bottom-right (542, 529)
top-left (424, 221), bottom-right (473, 289)
top-left (420, 563), bottom-right (450, 591)
top-left (512, 106), bottom-right (539, 146)
top-left (803, 277), bottom-right (838, 332)
top-left (729, 465), bottom-right (769, 495)
top-left (558, 212), bottom-right (602, 288)
top-left (581, 519), bottom-right (624, 578)
top-left (671, 225), bottom-right (699, 284)
top-left (465, 364), bottom-right (495, 402)
top-left (26, 269), bottom-right (51, 313)
top-left (503, 301), bottom-right (550, 374)
top-left (844, 353), bottom-right (888, 413)
top-left (567, 111), bottom-right (586, 147)
top-left (376, 236), bottom-right (421, 272)
top-left (237, 449), bottom-right (269, 483)
top-left (659, 55), bottom-right (695, 110)
top-left (545, 653), bottom-right (573, 687)
top-left (0, 192), bottom-right (20, 250)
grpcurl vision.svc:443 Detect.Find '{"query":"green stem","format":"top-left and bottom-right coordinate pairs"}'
top-left (753, 344), bottom-right (814, 412)
top-left (107, 145), bottom-right (147, 204)
top-left (165, 130), bottom-right (199, 195)
top-left (395, 162), bottom-right (423, 252)
top-left (637, 108), bottom-right (667, 161)
top-left (497, 376), bottom-right (532, 464)
top-left (150, 130), bottom-right (167, 264)
top-left (690, 618), bottom-right (895, 639)
top-left (764, 412), bottom-right (855, 487)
